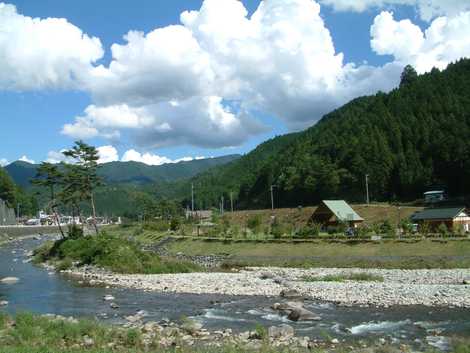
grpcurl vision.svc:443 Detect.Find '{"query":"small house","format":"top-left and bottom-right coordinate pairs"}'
top-left (411, 207), bottom-right (470, 232)
top-left (424, 190), bottom-right (446, 204)
top-left (310, 200), bottom-right (364, 229)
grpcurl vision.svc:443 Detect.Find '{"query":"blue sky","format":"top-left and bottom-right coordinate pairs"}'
top-left (1, 0), bottom-right (469, 166)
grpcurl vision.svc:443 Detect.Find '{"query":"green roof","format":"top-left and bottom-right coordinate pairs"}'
top-left (411, 207), bottom-right (466, 221)
top-left (322, 200), bottom-right (364, 221)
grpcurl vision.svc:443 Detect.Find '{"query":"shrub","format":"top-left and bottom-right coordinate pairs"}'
top-left (295, 223), bottom-right (320, 238)
top-left (270, 217), bottom-right (283, 239)
top-left (170, 217), bottom-right (181, 231)
top-left (437, 223), bottom-right (449, 237)
top-left (246, 214), bottom-right (262, 232)
top-left (67, 224), bottom-right (83, 238)
top-left (143, 221), bottom-right (168, 232)
top-left (380, 220), bottom-right (394, 235)
top-left (56, 258), bottom-right (73, 271)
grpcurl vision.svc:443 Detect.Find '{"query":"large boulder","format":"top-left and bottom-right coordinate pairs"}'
top-left (268, 324), bottom-right (295, 339)
top-left (1, 277), bottom-right (19, 284)
top-left (272, 301), bottom-right (321, 322)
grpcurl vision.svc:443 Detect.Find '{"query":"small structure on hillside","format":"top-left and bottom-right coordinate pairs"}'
top-left (424, 190), bottom-right (446, 204)
top-left (185, 210), bottom-right (212, 221)
top-left (411, 207), bottom-right (470, 232)
top-left (310, 200), bottom-right (364, 229)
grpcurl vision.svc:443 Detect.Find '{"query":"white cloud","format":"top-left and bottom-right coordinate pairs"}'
top-left (66, 0), bottom-right (399, 142)
top-left (371, 10), bottom-right (470, 73)
top-left (318, 0), bottom-right (470, 21)
top-left (46, 145), bottom-right (118, 164)
top-left (121, 149), bottom-right (205, 166)
top-left (64, 96), bottom-right (265, 148)
top-left (0, 158), bottom-right (9, 166)
top-left (45, 150), bottom-right (69, 164)
top-left (0, 2), bottom-right (103, 90)
top-left (18, 155), bottom-right (35, 164)
top-left (3, 0), bottom-right (470, 151)
top-left (97, 145), bottom-right (119, 164)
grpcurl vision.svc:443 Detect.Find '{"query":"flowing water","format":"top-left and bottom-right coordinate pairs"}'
top-left (1, 236), bottom-right (469, 351)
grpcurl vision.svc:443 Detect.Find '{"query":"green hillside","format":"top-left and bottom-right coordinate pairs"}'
top-left (5, 155), bottom-right (240, 188)
top-left (180, 59), bottom-right (470, 209)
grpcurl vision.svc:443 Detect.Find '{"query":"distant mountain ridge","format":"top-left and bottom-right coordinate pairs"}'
top-left (5, 155), bottom-right (241, 189)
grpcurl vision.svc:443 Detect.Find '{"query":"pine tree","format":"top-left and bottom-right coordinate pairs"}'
top-left (63, 141), bottom-right (103, 234)
top-left (31, 162), bottom-right (65, 238)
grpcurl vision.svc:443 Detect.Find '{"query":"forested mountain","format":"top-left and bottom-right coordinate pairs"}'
top-left (4, 155), bottom-right (239, 216)
top-left (5, 155), bottom-right (240, 189)
top-left (181, 59), bottom-right (470, 209)
top-left (0, 167), bottom-right (37, 216)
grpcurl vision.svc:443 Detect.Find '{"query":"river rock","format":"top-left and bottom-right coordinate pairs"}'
top-left (103, 295), bottom-right (115, 301)
top-left (1, 277), bottom-right (19, 284)
top-left (268, 324), bottom-right (295, 339)
top-left (272, 302), bottom-right (321, 321)
top-left (181, 319), bottom-right (203, 335)
top-left (110, 302), bottom-right (119, 309)
top-left (280, 289), bottom-right (302, 299)
top-left (463, 278), bottom-right (470, 285)
top-left (0, 300), bottom-right (8, 306)
top-left (82, 335), bottom-right (94, 348)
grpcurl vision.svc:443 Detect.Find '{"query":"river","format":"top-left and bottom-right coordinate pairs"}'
top-left (1, 236), bottom-right (469, 351)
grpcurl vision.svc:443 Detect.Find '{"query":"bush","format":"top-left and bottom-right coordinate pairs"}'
top-left (270, 217), bottom-right (283, 239)
top-left (56, 258), bottom-right (73, 271)
top-left (246, 214), bottom-right (262, 232)
top-left (437, 223), bottom-right (449, 237)
top-left (295, 223), bottom-right (320, 238)
top-left (143, 221), bottom-right (168, 232)
top-left (170, 217), bottom-right (181, 231)
top-left (67, 224), bottom-right (83, 238)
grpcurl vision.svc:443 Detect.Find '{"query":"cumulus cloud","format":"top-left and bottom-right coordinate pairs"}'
top-left (371, 10), bottom-right (470, 73)
top-left (0, 158), bottom-right (9, 167)
top-left (46, 146), bottom-right (119, 164)
top-left (66, 0), bottom-right (400, 142)
top-left (64, 96), bottom-right (266, 148)
top-left (0, 2), bottom-right (103, 90)
top-left (121, 149), bottom-right (205, 166)
top-left (97, 145), bottom-right (119, 164)
top-left (18, 155), bottom-right (35, 164)
top-left (319, 0), bottom-right (470, 21)
top-left (3, 0), bottom-right (470, 151)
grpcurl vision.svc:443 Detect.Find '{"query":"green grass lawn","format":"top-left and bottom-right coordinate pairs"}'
top-left (167, 238), bottom-right (470, 269)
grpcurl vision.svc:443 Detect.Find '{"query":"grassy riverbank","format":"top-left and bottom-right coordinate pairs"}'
top-left (0, 313), bottom-right (469, 353)
top-left (167, 238), bottom-right (470, 269)
top-left (33, 232), bottom-right (200, 274)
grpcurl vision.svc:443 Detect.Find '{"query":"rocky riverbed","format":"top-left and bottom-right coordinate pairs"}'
top-left (65, 266), bottom-right (470, 308)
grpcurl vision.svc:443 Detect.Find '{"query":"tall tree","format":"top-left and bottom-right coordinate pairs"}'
top-left (63, 141), bottom-right (103, 234)
top-left (400, 65), bottom-right (418, 87)
top-left (31, 162), bottom-right (65, 238)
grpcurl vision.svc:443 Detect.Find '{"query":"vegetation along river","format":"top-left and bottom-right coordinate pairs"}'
top-left (1, 236), bottom-right (469, 351)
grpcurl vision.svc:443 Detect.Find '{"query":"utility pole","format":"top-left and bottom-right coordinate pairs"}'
top-left (365, 174), bottom-right (370, 205)
top-left (230, 192), bottom-right (234, 213)
top-left (191, 183), bottom-right (194, 212)
top-left (270, 185), bottom-right (277, 211)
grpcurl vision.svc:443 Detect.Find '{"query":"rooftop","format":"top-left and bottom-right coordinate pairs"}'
top-left (322, 200), bottom-right (364, 222)
top-left (411, 207), bottom-right (466, 221)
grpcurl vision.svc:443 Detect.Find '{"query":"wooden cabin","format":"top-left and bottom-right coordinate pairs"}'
top-left (310, 200), bottom-right (364, 229)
